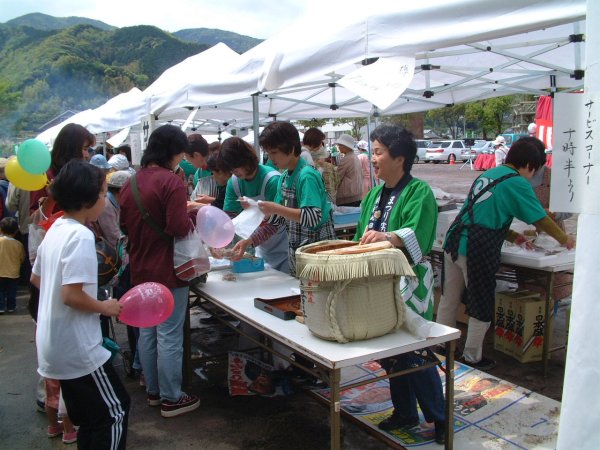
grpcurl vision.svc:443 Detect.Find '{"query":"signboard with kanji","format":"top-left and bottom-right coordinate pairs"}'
top-left (551, 93), bottom-right (599, 214)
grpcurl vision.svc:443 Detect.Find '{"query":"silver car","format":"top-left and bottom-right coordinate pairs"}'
top-left (414, 140), bottom-right (431, 163)
top-left (425, 140), bottom-right (466, 163)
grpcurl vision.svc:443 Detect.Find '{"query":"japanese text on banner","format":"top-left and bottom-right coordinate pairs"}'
top-left (550, 93), bottom-right (599, 214)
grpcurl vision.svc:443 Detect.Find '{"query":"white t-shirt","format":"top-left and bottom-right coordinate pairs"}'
top-left (495, 146), bottom-right (508, 167)
top-left (300, 147), bottom-right (315, 167)
top-left (32, 217), bottom-right (109, 379)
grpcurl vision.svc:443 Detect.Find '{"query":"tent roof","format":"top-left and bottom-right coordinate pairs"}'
top-left (153, 0), bottom-right (585, 125)
top-left (36, 0), bottom-right (587, 140)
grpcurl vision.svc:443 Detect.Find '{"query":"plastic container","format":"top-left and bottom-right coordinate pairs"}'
top-left (232, 257), bottom-right (265, 273)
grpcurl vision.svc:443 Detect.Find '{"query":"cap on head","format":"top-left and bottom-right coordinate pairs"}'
top-left (493, 136), bottom-right (506, 146)
top-left (334, 134), bottom-right (355, 150)
top-left (108, 154), bottom-right (129, 171)
top-left (90, 154), bottom-right (111, 169)
top-left (107, 170), bottom-right (132, 188)
top-left (356, 140), bottom-right (368, 150)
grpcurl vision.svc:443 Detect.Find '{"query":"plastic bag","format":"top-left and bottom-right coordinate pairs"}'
top-left (232, 197), bottom-right (265, 240)
top-left (173, 227), bottom-right (210, 281)
top-left (28, 223), bottom-right (45, 265)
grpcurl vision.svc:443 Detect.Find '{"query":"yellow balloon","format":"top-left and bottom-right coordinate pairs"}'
top-left (5, 156), bottom-right (48, 191)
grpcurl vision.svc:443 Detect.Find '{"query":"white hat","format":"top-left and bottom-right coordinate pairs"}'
top-left (107, 170), bottom-right (132, 188)
top-left (357, 140), bottom-right (368, 150)
top-left (334, 134), bottom-right (355, 149)
top-left (528, 123), bottom-right (537, 134)
top-left (493, 136), bottom-right (506, 146)
top-left (108, 154), bottom-right (130, 171)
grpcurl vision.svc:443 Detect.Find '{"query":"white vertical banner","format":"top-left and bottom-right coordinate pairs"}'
top-left (129, 132), bottom-right (143, 167)
top-left (140, 114), bottom-right (156, 153)
top-left (557, 1), bottom-right (600, 449)
top-left (550, 92), bottom-right (600, 214)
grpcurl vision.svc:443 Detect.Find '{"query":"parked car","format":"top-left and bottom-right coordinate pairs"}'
top-left (476, 141), bottom-right (495, 154)
top-left (414, 140), bottom-right (431, 163)
top-left (425, 140), bottom-right (468, 163)
top-left (501, 133), bottom-right (528, 147)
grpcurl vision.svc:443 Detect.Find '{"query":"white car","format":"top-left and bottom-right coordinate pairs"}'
top-left (425, 140), bottom-right (467, 163)
top-left (476, 141), bottom-right (495, 154)
top-left (414, 140), bottom-right (431, 163)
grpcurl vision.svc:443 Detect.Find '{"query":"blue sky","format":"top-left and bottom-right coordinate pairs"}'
top-left (0, 0), bottom-right (328, 39)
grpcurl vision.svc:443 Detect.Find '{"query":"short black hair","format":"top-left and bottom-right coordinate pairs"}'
top-left (50, 160), bottom-right (105, 212)
top-left (220, 137), bottom-right (259, 172)
top-left (141, 125), bottom-right (189, 169)
top-left (185, 133), bottom-right (209, 158)
top-left (369, 125), bottom-right (417, 173)
top-left (302, 127), bottom-right (326, 148)
top-left (505, 137), bottom-right (546, 171)
top-left (116, 144), bottom-right (132, 163)
top-left (206, 150), bottom-right (228, 173)
top-left (0, 217), bottom-right (18, 235)
top-left (259, 121), bottom-right (301, 156)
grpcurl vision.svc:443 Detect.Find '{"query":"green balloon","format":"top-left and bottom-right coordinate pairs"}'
top-left (17, 139), bottom-right (51, 175)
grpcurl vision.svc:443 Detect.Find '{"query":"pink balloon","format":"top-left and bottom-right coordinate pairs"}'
top-left (118, 282), bottom-right (175, 327)
top-left (196, 205), bottom-right (235, 248)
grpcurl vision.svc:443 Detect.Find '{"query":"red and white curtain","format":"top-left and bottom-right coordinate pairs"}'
top-left (535, 95), bottom-right (553, 151)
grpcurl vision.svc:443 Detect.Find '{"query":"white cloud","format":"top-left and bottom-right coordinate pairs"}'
top-left (0, 0), bottom-right (322, 38)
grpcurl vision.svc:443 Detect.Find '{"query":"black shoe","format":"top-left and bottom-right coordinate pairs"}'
top-left (378, 414), bottom-right (419, 431)
top-left (434, 421), bottom-right (445, 445)
top-left (458, 355), bottom-right (496, 371)
top-left (199, 315), bottom-right (219, 324)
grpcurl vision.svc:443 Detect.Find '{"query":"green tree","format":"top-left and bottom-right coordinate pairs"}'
top-left (425, 104), bottom-right (466, 139)
top-left (333, 117), bottom-right (368, 140)
top-left (483, 96), bottom-right (514, 136)
top-left (296, 119), bottom-right (328, 130)
top-left (0, 80), bottom-right (20, 116)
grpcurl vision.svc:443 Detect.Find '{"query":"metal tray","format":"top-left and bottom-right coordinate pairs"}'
top-left (253, 295), bottom-right (302, 320)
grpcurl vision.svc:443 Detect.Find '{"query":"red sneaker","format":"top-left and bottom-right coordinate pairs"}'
top-left (161, 394), bottom-right (200, 418)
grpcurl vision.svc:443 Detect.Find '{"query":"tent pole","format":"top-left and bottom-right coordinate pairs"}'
top-left (367, 113), bottom-right (375, 188)
top-left (252, 93), bottom-right (260, 158)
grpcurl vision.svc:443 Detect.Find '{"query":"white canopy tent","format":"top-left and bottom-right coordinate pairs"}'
top-left (35, 88), bottom-right (145, 146)
top-left (36, 1), bottom-right (586, 143)
top-left (150, 0), bottom-right (585, 126)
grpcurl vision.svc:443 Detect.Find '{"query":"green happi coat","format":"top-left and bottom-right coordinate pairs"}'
top-left (353, 178), bottom-right (438, 320)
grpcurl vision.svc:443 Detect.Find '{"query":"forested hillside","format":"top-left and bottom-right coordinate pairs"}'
top-left (0, 14), bottom-right (261, 140)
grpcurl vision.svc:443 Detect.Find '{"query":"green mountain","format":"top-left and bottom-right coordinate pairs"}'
top-left (174, 28), bottom-right (262, 54)
top-left (6, 12), bottom-right (115, 32)
top-left (0, 14), bottom-right (262, 141)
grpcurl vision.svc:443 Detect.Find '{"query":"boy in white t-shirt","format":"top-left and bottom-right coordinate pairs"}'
top-left (31, 160), bottom-right (130, 449)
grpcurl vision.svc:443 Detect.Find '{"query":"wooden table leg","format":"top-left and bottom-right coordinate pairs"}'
top-left (330, 368), bottom-right (341, 450)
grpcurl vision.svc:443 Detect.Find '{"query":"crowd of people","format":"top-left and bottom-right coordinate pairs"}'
top-left (0, 119), bottom-right (575, 448)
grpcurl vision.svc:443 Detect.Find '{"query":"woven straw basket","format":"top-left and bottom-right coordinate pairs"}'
top-left (295, 240), bottom-right (415, 343)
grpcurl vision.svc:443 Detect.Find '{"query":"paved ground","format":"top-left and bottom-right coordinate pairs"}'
top-left (0, 164), bottom-right (571, 449)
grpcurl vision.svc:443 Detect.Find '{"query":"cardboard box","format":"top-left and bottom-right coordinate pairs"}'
top-left (435, 210), bottom-right (459, 247)
top-left (513, 296), bottom-right (553, 363)
top-left (494, 291), bottom-right (550, 363)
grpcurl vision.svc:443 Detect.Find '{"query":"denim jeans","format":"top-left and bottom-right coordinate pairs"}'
top-left (380, 352), bottom-right (445, 423)
top-left (0, 277), bottom-right (18, 311)
top-left (138, 286), bottom-right (189, 402)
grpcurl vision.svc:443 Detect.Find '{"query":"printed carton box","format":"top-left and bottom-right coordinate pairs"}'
top-left (512, 297), bottom-right (553, 363)
top-left (494, 291), bottom-right (541, 358)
